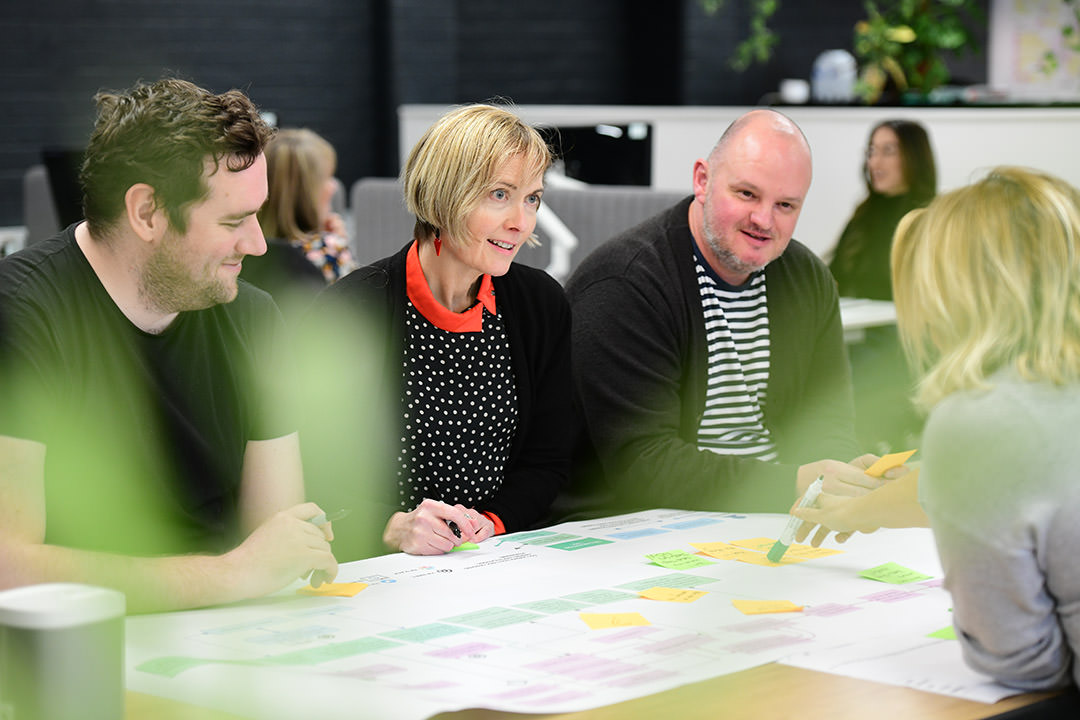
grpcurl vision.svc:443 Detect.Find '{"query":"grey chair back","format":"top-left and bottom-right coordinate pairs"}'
top-left (346, 176), bottom-right (686, 282)
top-left (23, 164), bottom-right (61, 246)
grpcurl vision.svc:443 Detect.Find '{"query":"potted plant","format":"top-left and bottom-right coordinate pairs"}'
top-left (852, 0), bottom-right (983, 104)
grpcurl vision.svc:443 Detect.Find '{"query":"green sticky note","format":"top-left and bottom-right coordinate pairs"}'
top-left (928, 625), bottom-right (957, 640)
top-left (136, 656), bottom-right (218, 678)
top-left (451, 542), bottom-right (479, 552)
top-left (549, 537), bottom-right (613, 551)
top-left (859, 561), bottom-right (932, 584)
top-left (645, 549), bottom-right (714, 570)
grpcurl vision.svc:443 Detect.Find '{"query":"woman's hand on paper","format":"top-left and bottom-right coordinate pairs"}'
top-left (383, 498), bottom-right (490, 555)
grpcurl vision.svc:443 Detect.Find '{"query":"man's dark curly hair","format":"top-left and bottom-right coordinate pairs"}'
top-left (80, 77), bottom-right (275, 238)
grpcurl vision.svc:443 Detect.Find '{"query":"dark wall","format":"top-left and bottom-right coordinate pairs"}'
top-left (0, 0), bottom-right (988, 227)
top-left (1, 0), bottom-right (380, 227)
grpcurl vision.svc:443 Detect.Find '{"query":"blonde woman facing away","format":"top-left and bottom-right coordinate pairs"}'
top-left (310, 104), bottom-right (572, 556)
top-left (795, 166), bottom-right (1080, 691)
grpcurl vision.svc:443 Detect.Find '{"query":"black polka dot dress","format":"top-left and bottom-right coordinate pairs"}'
top-left (397, 300), bottom-right (519, 511)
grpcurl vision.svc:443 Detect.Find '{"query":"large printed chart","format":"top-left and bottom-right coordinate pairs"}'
top-left (126, 510), bottom-right (1016, 719)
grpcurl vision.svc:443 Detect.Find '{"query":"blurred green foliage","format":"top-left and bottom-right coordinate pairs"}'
top-left (852, 0), bottom-right (983, 103)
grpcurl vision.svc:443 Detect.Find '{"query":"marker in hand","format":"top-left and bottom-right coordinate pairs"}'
top-left (309, 508), bottom-right (350, 526)
top-left (446, 520), bottom-right (462, 539)
top-left (767, 476), bottom-right (824, 563)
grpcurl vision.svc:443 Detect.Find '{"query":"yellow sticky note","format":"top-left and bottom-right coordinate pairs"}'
top-left (296, 582), bottom-right (368, 598)
top-left (690, 541), bottom-right (742, 559)
top-left (731, 599), bottom-right (803, 615)
top-left (579, 612), bottom-right (651, 629)
top-left (692, 541), bottom-right (803, 565)
top-left (639, 587), bottom-right (707, 603)
top-left (733, 550), bottom-right (809, 567)
top-left (864, 449), bottom-right (917, 477)
top-left (730, 537), bottom-right (778, 553)
top-left (784, 544), bottom-right (844, 560)
top-left (695, 538), bottom-right (841, 566)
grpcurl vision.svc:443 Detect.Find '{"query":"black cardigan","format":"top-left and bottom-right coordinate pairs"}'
top-left (560, 198), bottom-right (859, 518)
top-left (314, 242), bottom-right (573, 534)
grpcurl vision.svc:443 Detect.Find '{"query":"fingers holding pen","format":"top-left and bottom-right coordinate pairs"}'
top-left (384, 499), bottom-right (466, 555)
top-left (799, 459), bottom-right (886, 497)
top-left (306, 506), bottom-right (352, 543)
top-left (451, 505), bottom-right (496, 543)
top-left (230, 503), bottom-right (339, 597)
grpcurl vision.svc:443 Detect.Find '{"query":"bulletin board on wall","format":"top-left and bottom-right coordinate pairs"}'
top-left (989, 0), bottom-right (1080, 101)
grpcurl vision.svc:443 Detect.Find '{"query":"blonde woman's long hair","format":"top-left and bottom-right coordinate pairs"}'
top-left (258, 128), bottom-right (336, 242)
top-left (891, 166), bottom-right (1080, 410)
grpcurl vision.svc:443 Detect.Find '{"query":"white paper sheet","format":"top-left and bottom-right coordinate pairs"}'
top-left (126, 510), bottom-right (1016, 719)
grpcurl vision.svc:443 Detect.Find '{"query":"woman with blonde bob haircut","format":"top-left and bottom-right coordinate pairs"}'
top-left (312, 103), bottom-right (572, 556)
top-left (793, 166), bottom-right (1080, 690)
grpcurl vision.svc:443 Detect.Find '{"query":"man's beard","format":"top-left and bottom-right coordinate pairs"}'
top-left (702, 210), bottom-right (764, 281)
top-left (140, 235), bottom-right (235, 314)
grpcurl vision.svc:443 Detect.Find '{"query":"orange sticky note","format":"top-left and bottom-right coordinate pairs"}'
top-left (639, 587), bottom-right (707, 603)
top-left (864, 449), bottom-right (917, 477)
top-left (731, 599), bottom-right (803, 615)
top-left (579, 612), bottom-right (651, 629)
top-left (296, 582), bottom-right (368, 597)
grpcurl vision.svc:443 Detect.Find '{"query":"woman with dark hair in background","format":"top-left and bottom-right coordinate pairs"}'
top-left (829, 119), bottom-right (936, 301)
top-left (830, 119), bottom-right (936, 453)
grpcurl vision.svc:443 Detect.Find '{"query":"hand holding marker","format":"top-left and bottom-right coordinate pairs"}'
top-left (767, 476), bottom-right (824, 563)
top-left (306, 509), bottom-right (348, 587)
top-left (309, 508), bottom-right (350, 527)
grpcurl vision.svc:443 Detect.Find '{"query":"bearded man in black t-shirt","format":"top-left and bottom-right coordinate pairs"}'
top-left (0, 78), bottom-right (338, 613)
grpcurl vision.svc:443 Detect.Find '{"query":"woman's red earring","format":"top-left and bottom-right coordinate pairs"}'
top-left (433, 230), bottom-right (442, 256)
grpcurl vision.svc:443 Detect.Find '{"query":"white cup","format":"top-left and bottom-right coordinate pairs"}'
top-left (779, 78), bottom-right (810, 104)
top-left (0, 583), bottom-right (126, 720)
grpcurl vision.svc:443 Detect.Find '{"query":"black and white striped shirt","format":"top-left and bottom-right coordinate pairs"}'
top-left (693, 241), bottom-right (777, 461)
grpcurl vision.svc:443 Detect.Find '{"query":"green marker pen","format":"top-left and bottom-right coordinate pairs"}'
top-left (767, 476), bottom-right (824, 563)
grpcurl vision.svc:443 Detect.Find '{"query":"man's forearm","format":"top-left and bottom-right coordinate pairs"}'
top-left (0, 540), bottom-right (254, 614)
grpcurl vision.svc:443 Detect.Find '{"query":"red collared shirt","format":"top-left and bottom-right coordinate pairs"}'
top-left (405, 240), bottom-right (496, 332)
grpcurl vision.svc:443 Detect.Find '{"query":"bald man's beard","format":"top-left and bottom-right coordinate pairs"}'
top-left (702, 209), bottom-right (765, 282)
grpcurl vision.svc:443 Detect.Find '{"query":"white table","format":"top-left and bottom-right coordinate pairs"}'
top-left (840, 297), bottom-right (897, 343)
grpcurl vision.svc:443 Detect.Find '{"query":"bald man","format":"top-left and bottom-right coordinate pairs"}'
top-left (560, 110), bottom-right (882, 519)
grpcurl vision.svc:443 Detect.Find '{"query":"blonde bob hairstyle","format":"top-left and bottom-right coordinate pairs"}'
top-left (402, 103), bottom-right (553, 249)
top-left (259, 128), bottom-right (336, 242)
top-left (891, 166), bottom-right (1080, 410)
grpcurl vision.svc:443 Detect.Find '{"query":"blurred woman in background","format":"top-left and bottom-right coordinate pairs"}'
top-left (830, 119), bottom-right (936, 453)
top-left (243, 128), bottom-right (355, 307)
top-left (829, 119), bottom-right (936, 300)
